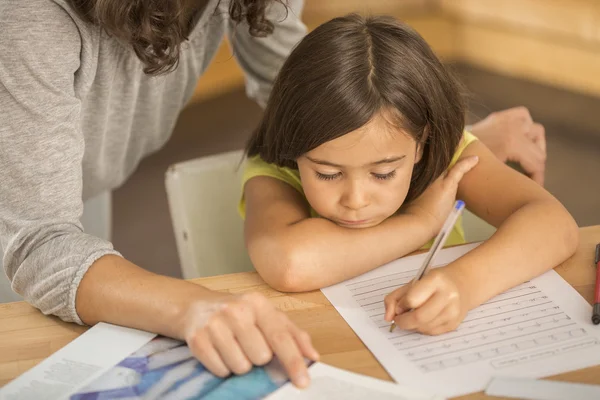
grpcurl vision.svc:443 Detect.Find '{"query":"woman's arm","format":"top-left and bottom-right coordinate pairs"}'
top-left (77, 255), bottom-right (319, 387)
top-left (468, 107), bottom-right (546, 185)
top-left (228, 0), bottom-right (307, 108)
top-left (0, 3), bottom-right (317, 386)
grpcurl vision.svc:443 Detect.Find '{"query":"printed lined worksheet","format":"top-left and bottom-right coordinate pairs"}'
top-left (322, 243), bottom-right (600, 397)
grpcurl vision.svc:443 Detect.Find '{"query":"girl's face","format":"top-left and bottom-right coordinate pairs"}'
top-left (297, 112), bottom-right (422, 229)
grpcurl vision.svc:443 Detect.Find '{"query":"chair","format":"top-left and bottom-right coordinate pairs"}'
top-left (165, 150), bottom-right (253, 279)
top-left (0, 263), bottom-right (22, 303)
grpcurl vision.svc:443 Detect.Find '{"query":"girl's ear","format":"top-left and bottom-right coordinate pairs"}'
top-left (414, 125), bottom-right (429, 164)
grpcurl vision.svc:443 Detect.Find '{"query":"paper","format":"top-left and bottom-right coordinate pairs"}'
top-left (266, 362), bottom-right (444, 400)
top-left (486, 376), bottom-right (600, 400)
top-left (1, 325), bottom-right (296, 400)
top-left (0, 323), bottom-right (156, 400)
top-left (321, 243), bottom-right (600, 397)
top-left (68, 336), bottom-right (292, 399)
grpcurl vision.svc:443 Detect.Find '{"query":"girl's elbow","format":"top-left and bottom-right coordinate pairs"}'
top-left (262, 266), bottom-right (307, 293)
top-left (561, 214), bottom-right (579, 258)
top-left (248, 239), bottom-right (311, 292)
top-left (259, 259), bottom-right (311, 293)
top-left (537, 200), bottom-right (579, 261)
top-left (547, 203), bottom-right (579, 262)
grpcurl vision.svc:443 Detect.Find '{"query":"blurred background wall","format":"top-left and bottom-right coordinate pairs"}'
top-left (194, 0), bottom-right (600, 103)
top-left (112, 0), bottom-right (600, 278)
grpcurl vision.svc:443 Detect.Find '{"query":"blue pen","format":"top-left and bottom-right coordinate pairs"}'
top-left (389, 200), bottom-right (466, 332)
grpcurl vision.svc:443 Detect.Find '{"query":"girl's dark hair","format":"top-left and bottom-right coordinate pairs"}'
top-left (246, 14), bottom-right (466, 203)
top-left (67, 0), bottom-right (284, 75)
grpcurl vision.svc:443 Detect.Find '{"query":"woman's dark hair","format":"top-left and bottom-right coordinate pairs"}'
top-left (67, 0), bottom-right (284, 75)
top-left (246, 14), bottom-right (466, 203)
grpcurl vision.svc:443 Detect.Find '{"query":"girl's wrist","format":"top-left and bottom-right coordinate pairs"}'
top-left (389, 211), bottom-right (437, 248)
top-left (397, 207), bottom-right (438, 242)
top-left (438, 263), bottom-right (478, 311)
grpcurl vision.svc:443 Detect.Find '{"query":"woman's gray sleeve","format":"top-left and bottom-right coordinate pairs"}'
top-left (0, 1), bottom-right (120, 324)
top-left (227, 0), bottom-right (307, 108)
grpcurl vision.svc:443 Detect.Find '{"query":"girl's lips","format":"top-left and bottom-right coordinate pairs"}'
top-left (337, 219), bottom-right (370, 225)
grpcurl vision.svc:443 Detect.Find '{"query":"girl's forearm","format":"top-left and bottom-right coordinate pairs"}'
top-left (442, 199), bottom-right (578, 310)
top-left (249, 213), bottom-right (434, 292)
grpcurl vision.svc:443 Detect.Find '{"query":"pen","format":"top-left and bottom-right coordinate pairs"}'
top-left (390, 200), bottom-right (466, 332)
top-left (592, 244), bottom-right (600, 325)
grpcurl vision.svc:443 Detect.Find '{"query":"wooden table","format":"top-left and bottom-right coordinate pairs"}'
top-left (2, 226), bottom-right (600, 399)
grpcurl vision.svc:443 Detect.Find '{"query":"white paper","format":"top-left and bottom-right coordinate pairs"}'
top-left (0, 323), bottom-right (156, 400)
top-left (265, 362), bottom-right (445, 400)
top-left (321, 243), bottom-right (600, 397)
top-left (486, 376), bottom-right (600, 400)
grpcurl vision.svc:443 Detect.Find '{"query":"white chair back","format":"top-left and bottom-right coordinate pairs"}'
top-left (165, 150), bottom-right (253, 279)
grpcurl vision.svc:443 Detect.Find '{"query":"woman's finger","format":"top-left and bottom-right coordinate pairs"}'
top-left (514, 135), bottom-right (545, 185)
top-left (526, 122), bottom-right (546, 154)
top-left (223, 303), bottom-right (274, 366)
top-left (234, 325), bottom-right (273, 367)
top-left (187, 329), bottom-right (230, 378)
top-left (291, 324), bottom-right (320, 362)
top-left (510, 106), bottom-right (533, 126)
top-left (258, 316), bottom-right (309, 388)
top-left (208, 317), bottom-right (253, 375)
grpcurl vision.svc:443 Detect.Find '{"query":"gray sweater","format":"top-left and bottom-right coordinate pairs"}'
top-left (0, 0), bottom-right (306, 323)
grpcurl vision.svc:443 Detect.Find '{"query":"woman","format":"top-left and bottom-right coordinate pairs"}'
top-left (0, 0), bottom-right (545, 387)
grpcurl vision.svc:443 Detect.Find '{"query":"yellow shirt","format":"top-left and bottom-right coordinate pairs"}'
top-left (239, 131), bottom-right (478, 248)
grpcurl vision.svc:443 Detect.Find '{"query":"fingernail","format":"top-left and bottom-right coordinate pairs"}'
top-left (295, 374), bottom-right (310, 388)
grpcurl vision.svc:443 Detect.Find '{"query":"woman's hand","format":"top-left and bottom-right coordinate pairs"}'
top-left (180, 292), bottom-right (319, 388)
top-left (403, 156), bottom-right (479, 237)
top-left (383, 268), bottom-right (468, 335)
top-left (469, 107), bottom-right (546, 185)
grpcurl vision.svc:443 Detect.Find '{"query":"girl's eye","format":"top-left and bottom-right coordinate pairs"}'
top-left (316, 171), bottom-right (341, 181)
top-left (372, 170), bottom-right (397, 181)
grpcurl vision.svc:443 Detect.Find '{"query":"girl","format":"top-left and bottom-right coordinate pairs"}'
top-left (240, 14), bottom-right (578, 335)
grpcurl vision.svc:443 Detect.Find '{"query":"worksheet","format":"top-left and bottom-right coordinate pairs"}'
top-left (321, 243), bottom-right (600, 397)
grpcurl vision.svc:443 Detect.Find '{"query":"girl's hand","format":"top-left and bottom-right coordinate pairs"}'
top-left (180, 292), bottom-right (319, 388)
top-left (403, 156), bottom-right (479, 236)
top-left (383, 269), bottom-right (468, 335)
